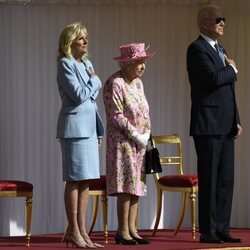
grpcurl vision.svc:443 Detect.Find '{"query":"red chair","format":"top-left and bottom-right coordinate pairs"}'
top-left (151, 135), bottom-right (198, 239)
top-left (0, 180), bottom-right (33, 246)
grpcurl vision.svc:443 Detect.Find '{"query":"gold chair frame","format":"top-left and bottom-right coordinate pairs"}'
top-left (0, 185), bottom-right (33, 246)
top-left (88, 189), bottom-right (108, 243)
top-left (151, 134), bottom-right (198, 239)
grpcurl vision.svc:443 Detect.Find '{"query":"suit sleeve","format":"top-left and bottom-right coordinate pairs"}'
top-left (232, 84), bottom-right (241, 124)
top-left (84, 60), bottom-right (102, 101)
top-left (187, 44), bottom-right (237, 87)
top-left (57, 59), bottom-right (101, 104)
top-left (96, 109), bottom-right (105, 137)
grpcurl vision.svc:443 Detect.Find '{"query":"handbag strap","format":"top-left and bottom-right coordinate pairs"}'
top-left (147, 133), bottom-right (154, 149)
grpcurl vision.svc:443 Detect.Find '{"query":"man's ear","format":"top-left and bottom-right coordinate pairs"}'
top-left (203, 20), bottom-right (208, 29)
top-left (200, 20), bottom-right (208, 31)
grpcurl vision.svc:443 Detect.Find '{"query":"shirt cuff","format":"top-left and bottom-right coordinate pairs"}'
top-left (230, 64), bottom-right (238, 73)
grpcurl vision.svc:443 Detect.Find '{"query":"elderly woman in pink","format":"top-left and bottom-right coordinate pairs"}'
top-left (103, 43), bottom-right (155, 245)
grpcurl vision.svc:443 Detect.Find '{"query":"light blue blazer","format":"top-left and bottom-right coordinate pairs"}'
top-left (56, 57), bottom-right (104, 139)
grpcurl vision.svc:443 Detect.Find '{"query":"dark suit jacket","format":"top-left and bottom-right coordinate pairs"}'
top-left (186, 36), bottom-right (240, 136)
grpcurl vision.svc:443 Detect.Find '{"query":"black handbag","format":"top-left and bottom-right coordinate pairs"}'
top-left (145, 134), bottom-right (162, 174)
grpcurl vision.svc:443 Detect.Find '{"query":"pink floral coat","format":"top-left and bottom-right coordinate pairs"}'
top-left (103, 71), bottom-right (151, 196)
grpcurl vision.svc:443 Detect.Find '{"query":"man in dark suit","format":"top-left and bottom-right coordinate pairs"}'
top-left (186, 5), bottom-right (243, 244)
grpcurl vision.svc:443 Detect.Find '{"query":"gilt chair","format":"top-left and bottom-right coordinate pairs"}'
top-left (88, 175), bottom-right (108, 243)
top-left (151, 135), bottom-right (198, 239)
top-left (62, 175), bottom-right (108, 243)
top-left (0, 180), bottom-right (33, 246)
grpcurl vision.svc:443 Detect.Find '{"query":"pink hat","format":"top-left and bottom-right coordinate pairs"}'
top-left (113, 42), bottom-right (156, 61)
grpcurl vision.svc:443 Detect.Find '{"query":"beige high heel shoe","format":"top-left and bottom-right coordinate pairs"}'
top-left (64, 234), bottom-right (92, 249)
top-left (81, 233), bottom-right (104, 248)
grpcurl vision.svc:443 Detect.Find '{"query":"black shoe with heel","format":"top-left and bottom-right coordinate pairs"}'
top-left (216, 232), bottom-right (241, 243)
top-left (200, 234), bottom-right (223, 243)
top-left (115, 234), bottom-right (137, 245)
top-left (131, 236), bottom-right (150, 244)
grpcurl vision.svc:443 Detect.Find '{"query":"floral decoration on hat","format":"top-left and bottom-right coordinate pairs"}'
top-left (113, 42), bottom-right (156, 61)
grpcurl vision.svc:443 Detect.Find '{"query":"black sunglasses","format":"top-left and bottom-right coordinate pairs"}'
top-left (205, 17), bottom-right (226, 24)
top-left (215, 17), bottom-right (226, 24)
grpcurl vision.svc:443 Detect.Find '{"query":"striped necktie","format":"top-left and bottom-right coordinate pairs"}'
top-left (214, 43), bottom-right (226, 66)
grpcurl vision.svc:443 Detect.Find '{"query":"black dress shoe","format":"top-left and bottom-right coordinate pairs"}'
top-left (200, 234), bottom-right (223, 243)
top-left (115, 234), bottom-right (137, 245)
top-left (216, 232), bottom-right (242, 243)
top-left (131, 236), bottom-right (150, 244)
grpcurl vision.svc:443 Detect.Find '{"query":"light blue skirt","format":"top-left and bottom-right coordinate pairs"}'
top-left (60, 132), bottom-right (100, 181)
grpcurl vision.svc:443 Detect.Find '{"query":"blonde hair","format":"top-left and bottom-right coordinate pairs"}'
top-left (57, 22), bottom-right (88, 61)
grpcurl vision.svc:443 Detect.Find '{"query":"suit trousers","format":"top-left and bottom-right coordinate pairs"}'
top-left (193, 135), bottom-right (235, 235)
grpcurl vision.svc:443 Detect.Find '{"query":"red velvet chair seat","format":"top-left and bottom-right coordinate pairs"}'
top-left (158, 174), bottom-right (198, 187)
top-left (0, 180), bottom-right (33, 192)
top-left (89, 175), bottom-right (106, 190)
top-left (0, 180), bottom-right (33, 246)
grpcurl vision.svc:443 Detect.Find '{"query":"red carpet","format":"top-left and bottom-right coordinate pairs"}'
top-left (0, 228), bottom-right (249, 250)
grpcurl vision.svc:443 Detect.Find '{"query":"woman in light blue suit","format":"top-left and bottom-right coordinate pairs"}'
top-left (56, 22), bottom-right (104, 248)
